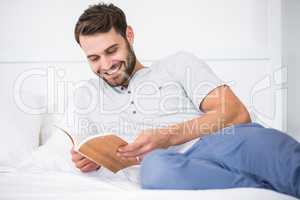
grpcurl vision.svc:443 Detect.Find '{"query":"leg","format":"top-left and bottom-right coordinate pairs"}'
top-left (140, 149), bottom-right (263, 189)
top-left (189, 123), bottom-right (300, 198)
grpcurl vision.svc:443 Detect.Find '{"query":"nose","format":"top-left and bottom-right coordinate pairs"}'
top-left (94, 56), bottom-right (111, 75)
top-left (100, 55), bottom-right (111, 71)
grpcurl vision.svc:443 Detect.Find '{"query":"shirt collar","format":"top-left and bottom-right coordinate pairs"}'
top-left (112, 66), bottom-right (151, 92)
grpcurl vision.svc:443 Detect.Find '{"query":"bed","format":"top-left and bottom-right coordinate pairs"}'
top-left (0, 170), bottom-right (297, 200)
top-left (0, 60), bottom-right (297, 200)
top-left (0, 130), bottom-right (298, 200)
top-left (3, 56), bottom-right (300, 199)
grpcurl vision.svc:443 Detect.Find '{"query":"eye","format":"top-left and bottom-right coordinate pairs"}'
top-left (89, 56), bottom-right (99, 62)
top-left (106, 48), bottom-right (118, 55)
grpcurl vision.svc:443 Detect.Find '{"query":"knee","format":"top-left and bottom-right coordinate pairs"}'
top-left (140, 149), bottom-right (173, 189)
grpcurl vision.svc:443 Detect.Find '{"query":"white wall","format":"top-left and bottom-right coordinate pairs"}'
top-left (282, 0), bottom-right (300, 141)
top-left (0, 0), bottom-right (286, 131)
top-left (0, 0), bottom-right (271, 62)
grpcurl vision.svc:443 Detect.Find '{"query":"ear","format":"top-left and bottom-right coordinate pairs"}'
top-left (126, 26), bottom-right (134, 45)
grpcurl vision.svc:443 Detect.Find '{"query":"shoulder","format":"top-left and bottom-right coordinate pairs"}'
top-left (174, 51), bottom-right (202, 61)
top-left (157, 51), bottom-right (202, 64)
top-left (152, 51), bottom-right (208, 77)
top-left (156, 51), bottom-right (207, 69)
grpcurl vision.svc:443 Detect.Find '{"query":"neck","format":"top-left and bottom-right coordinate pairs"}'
top-left (122, 59), bottom-right (143, 87)
top-left (132, 60), bottom-right (144, 75)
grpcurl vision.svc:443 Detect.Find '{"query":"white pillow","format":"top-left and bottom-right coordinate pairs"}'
top-left (0, 89), bottom-right (43, 167)
top-left (0, 65), bottom-right (43, 167)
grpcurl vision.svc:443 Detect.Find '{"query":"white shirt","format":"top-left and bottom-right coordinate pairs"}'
top-left (62, 51), bottom-right (223, 153)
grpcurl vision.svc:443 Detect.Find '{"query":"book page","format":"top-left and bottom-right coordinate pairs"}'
top-left (53, 125), bottom-right (76, 146)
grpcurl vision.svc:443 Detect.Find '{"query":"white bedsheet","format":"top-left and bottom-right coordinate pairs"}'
top-left (0, 170), bottom-right (297, 200)
top-left (0, 132), bottom-right (297, 200)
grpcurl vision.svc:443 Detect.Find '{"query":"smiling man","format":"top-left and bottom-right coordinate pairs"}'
top-left (79, 27), bottom-right (140, 88)
top-left (69, 3), bottom-right (300, 198)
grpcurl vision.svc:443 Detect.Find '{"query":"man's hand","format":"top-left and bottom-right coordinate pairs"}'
top-left (117, 128), bottom-right (173, 161)
top-left (71, 148), bottom-right (100, 172)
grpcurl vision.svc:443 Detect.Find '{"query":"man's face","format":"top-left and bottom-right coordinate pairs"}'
top-left (79, 28), bottom-right (136, 87)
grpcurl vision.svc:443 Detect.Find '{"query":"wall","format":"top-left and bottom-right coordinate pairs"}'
top-left (282, 0), bottom-right (300, 140)
top-left (0, 0), bottom-right (286, 131)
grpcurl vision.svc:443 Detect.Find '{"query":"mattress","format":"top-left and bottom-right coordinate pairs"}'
top-left (0, 169), bottom-right (297, 200)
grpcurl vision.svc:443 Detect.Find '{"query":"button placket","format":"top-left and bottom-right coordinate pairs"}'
top-left (127, 88), bottom-right (137, 115)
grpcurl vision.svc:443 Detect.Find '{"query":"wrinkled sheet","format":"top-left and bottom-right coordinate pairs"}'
top-left (0, 170), bottom-right (297, 200)
top-left (0, 133), bottom-right (297, 200)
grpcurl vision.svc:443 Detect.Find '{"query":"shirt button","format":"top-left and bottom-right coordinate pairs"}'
top-left (158, 86), bottom-right (162, 90)
top-left (128, 90), bottom-right (131, 94)
top-left (132, 110), bottom-right (136, 114)
top-left (121, 86), bottom-right (124, 90)
top-left (131, 101), bottom-right (134, 104)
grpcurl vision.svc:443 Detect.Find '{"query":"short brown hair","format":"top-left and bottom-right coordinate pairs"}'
top-left (74, 3), bottom-right (127, 45)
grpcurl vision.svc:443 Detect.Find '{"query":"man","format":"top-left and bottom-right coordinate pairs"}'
top-left (70, 3), bottom-right (299, 198)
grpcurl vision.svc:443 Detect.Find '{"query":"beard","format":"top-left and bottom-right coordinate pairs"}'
top-left (101, 40), bottom-right (136, 87)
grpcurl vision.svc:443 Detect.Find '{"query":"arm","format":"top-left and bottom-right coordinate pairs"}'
top-left (118, 85), bottom-right (251, 159)
top-left (167, 84), bottom-right (251, 146)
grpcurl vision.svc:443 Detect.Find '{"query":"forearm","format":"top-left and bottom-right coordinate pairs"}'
top-left (163, 86), bottom-right (252, 146)
top-left (166, 110), bottom-right (251, 146)
top-left (118, 86), bottom-right (252, 157)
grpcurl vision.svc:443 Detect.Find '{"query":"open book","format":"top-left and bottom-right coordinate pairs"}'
top-left (54, 126), bottom-right (138, 173)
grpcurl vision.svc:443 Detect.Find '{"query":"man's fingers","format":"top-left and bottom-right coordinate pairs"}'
top-left (118, 146), bottom-right (153, 165)
top-left (119, 145), bottom-right (152, 157)
top-left (80, 162), bottom-right (100, 173)
top-left (120, 155), bottom-right (140, 164)
top-left (75, 158), bottom-right (93, 169)
top-left (118, 141), bottom-right (144, 153)
top-left (71, 151), bottom-right (85, 162)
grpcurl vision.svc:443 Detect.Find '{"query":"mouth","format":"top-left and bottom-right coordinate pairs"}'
top-left (104, 62), bottom-right (123, 76)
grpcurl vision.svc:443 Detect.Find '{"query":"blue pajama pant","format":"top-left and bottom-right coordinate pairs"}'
top-left (140, 123), bottom-right (300, 198)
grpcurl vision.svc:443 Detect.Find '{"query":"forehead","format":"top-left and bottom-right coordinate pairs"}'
top-left (79, 28), bottom-right (124, 55)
